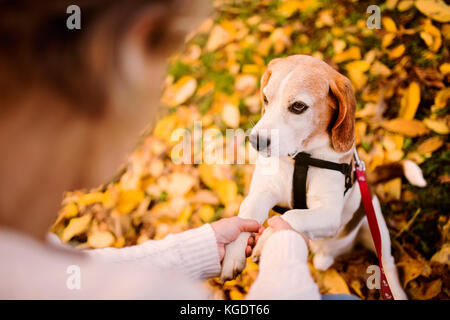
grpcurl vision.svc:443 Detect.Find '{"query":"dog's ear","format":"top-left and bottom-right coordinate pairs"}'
top-left (260, 69), bottom-right (272, 115)
top-left (328, 73), bottom-right (356, 153)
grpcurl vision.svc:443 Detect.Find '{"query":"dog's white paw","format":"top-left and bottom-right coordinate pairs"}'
top-left (251, 227), bottom-right (274, 263)
top-left (391, 287), bottom-right (408, 300)
top-left (220, 232), bottom-right (249, 282)
top-left (383, 262), bottom-right (408, 300)
top-left (313, 253), bottom-right (334, 271)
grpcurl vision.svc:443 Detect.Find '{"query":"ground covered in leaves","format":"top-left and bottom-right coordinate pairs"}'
top-left (52, 0), bottom-right (449, 300)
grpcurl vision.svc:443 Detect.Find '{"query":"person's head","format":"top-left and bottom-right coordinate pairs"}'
top-left (0, 0), bottom-right (209, 239)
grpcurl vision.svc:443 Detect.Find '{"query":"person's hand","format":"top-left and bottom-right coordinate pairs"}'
top-left (255, 216), bottom-right (310, 244)
top-left (210, 217), bottom-right (260, 262)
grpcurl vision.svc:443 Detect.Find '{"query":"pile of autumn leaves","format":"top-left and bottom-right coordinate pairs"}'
top-left (52, 0), bottom-right (449, 299)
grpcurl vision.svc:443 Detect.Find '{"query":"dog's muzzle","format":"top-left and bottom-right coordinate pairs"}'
top-left (249, 134), bottom-right (271, 151)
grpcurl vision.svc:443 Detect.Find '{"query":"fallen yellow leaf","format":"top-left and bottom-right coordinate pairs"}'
top-left (322, 268), bottom-right (351, 294)
top-left (199, 164), bottom-right (219, 189)
top-left (61, 202), bottom-right (78, 219)
top-left (161, 76), bottom-right (197, 107)
top-left (88, 230), bottom-right (115, 248)
top-left (431, 243), bottom-right (450, 266)
top-left (423, 118), bottom-right (450, 134)
top-left (439, 63), bottom-right (450, 75)
top-left (61, 214), bottom-right (92, 242)
top-left (370, 61), bottom-right (392, 77)
top-left (333, 47), bottom-right (361, 63)
top-left (198, 204), bottom-right (215, 222)
top-left (386, 149), bottom-right (404, 162)
top-left (350, 280), bottom-right (364, 298)
top-left (415, 0), bottom-right (450, 23)
top-left (206, 24), bottom-right (232, 52)
top-left (420, 20), bottom-right (442, 52)
top-left (384, 178), bottom-right (402, 200)
top-left (222, 103), bottom-right (240, 128)
top-left (432, 88), bottom-right (450, 112)
top-left (346, 60), bottom-right (370, 89)
top-left (77, 192), bottom-right (106, 207)
top-left (387, 44), bottom-right (405, 59)
top-left (416, 136), bottom-right (444, 154)
top-left (116, 189), bottom-right (145, 215)
top-left (382, 119), bottom-right (430, 137)
top-left (382, 33), bottom-right (396, 48)
top-left (398, 0), bottom-right (414, 11)
top-left (397, 251), bottom-right (426, 287)
top-left (164, 173), bottom-right (197, 197)
top-left (177, 206), bottom-right (193, 224)
top-left (216, 179), bottom-right (238, 205)
top-left (229, 289), bottom-right (245, 300)
top-left (382, 17), bottom-right (397, 32)
top-left (399, 82), bottom-right (421, 120)
top-left (153, 114), bottom-right (179, 143)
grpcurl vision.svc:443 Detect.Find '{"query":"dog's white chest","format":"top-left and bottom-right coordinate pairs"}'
top-left (251, 156), bottom-right (295, 208)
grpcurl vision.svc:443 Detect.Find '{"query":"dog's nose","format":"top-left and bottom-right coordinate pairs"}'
top-left (249, 134), bottom-right (271, 151)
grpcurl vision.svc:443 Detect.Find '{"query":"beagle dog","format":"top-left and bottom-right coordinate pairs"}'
top-left (220, 55), bottom-right (426, 300)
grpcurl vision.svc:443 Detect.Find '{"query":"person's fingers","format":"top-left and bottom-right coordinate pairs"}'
top-left (258, 226), bottom-right (265, 234)
top-left (247, 236), bottom-right (254, 246)
top-left (237, 218), bottom-right (260, 233)
top-left (268, 215), bottom-right (290, 230)
top-left (245, 245), bottom-right (252, 257)
top-left (268, 216), bottom-right (311, 244)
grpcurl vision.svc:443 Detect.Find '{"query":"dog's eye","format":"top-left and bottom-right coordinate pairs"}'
top-left (263, 95), bottom-right (268, 104)
top-left (288, 101), bottom-right (309, 114)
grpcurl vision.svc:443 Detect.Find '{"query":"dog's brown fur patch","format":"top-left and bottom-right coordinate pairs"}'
top-left (328, 72), bottom-right (356, 153)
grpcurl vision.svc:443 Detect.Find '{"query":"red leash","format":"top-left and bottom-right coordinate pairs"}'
top-left (354, 151), bottom-right (394, 300)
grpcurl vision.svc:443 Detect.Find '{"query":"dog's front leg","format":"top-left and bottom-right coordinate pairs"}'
top-left (281, 202), bottom-right (344, 240)
top-left (220, 192), bottom-right (277, 282)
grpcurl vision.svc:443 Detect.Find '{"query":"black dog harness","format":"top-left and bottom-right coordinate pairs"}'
top-left (272, 152), bottom-right (354, 214)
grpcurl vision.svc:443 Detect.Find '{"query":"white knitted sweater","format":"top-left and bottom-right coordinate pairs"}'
top-left (0, 224), bottom-right (320, 299)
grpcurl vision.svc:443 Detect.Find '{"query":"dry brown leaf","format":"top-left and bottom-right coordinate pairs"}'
top-left (431, 243), bottom-right (450, 266)
top-left (416, 136), bottom-right (444, 154)
top-left (408, 278), bottom-right (442, 300)
top-left (382, 119), bottom-right (429, 137)
top-left (397, 252), bottom-right (426, 287)
top-left (322, 268), bottom-right (351, 294)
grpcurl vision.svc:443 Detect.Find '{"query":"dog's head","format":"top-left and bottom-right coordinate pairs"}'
top-left (250, 55), bottom-right (356, 157)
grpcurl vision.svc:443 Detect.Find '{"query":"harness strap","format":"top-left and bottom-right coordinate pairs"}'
top-left (292, 153), bottom-right (310, 210)
top-left (272, 152), bottom-right (353, 214)
top-left (294, 152), bottom-right (354, 194)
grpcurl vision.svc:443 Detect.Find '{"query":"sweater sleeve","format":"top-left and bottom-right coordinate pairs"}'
top-left (85, 224), bottom-right (222, 280)
top-left (246, 230), bottom-right (321, 300)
